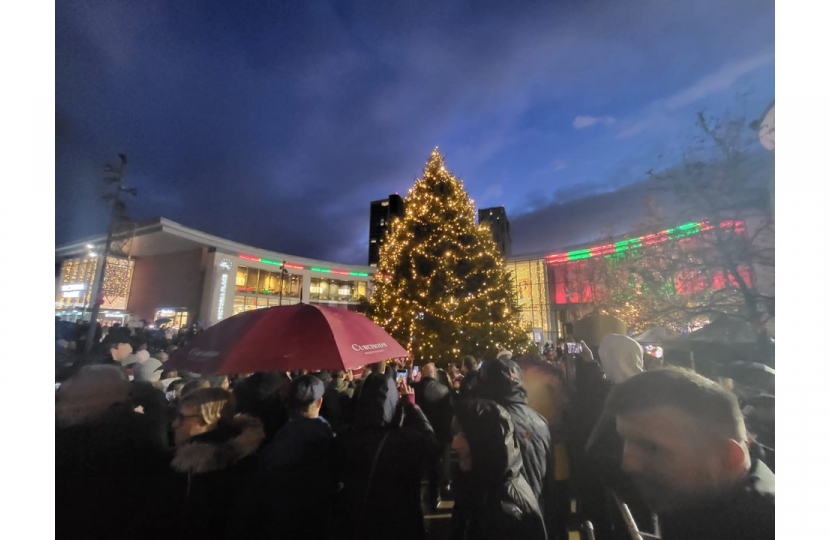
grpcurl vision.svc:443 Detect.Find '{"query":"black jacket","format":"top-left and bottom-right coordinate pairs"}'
top-left (415, 375), bottom-right (454, 445)
top-left (477, 358), bottom-right (553, 501)
top-left (250, 416), bottom-right (337, 540)
top-left (56, 404), bottom-right (174, 540)
top-left (334, 374), bottom-right (438, 540)
top-left (169, 415), bottom-right (265, 540)
top-left (322, 378), bottom-right (355, 433)
top-left (659, 458), bottom-right (774, 540)
top-left (458, 369), bottom-right (480, 400)
top-left (232, 372), bottom-right (289, 444)
top-left (451, 399), bottom-right (547, 540)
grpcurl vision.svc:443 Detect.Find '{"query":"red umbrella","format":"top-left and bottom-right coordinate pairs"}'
top-left (166, 303), bottom-right (408, 374)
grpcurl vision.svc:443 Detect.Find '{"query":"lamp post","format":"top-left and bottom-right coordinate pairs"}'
top-left (278, 262), bottom-right (288, 306)
top-left (83, 154), bottom-right (136, 358)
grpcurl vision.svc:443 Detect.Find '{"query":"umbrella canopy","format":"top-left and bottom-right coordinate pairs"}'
top-left (166, 303), bottom-right (408, 374)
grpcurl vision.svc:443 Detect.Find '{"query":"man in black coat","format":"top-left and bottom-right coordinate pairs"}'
top-left (596, 368), bottom-right (775, 540)
top-left (250, 375), bottom-right (337, 540)
top-left (414, 362), bottom-right (454, 508)
top-left (450, 399), bottom-right (547, 540)
top-left (477, 355), bottom-right (558, 535)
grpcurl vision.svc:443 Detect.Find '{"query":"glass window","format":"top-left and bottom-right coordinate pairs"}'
top-left (236, 267), bottom-right (249, 292)
top-left (259, 271), bottom-right (276, 295)
top-left (233, 295), bottom-right (245, 315)
top-left (289, 275), bottom-right (302, 298)
top-left (245, 268), bottom-right (259, 293)
top-left (310, 277), bottom-right (323, 300)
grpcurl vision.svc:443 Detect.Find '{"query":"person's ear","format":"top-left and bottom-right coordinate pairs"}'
top-left (725, 439), bottom-right (749, 475)
top-left (315, 396), bottom-right (324, 409)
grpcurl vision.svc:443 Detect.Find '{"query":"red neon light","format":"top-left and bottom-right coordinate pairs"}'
top-left (544, 220), bottom-right (739, 263)
top-left (238, 254), bottom-right (306, 270)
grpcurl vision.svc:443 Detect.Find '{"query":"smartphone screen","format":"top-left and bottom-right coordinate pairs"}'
top-left (567, 342), bottom-right (583, 354)
top-left (396, 369), bottom-right (408, 384)
top-left (411, 366), bottom-right (420, 377)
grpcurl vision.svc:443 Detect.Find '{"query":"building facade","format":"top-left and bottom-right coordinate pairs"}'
top-left (55, 218), bottom-right (376, 328)
top-left (506, 219), bottom-right (761, 345)
top-left (478, 206), bottom-right (512, 257)
top-left (368, 194), bottom-right (405, 266)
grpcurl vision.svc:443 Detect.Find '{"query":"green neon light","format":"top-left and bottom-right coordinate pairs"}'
top-left (311, 267), bottom-right (331, 273)
top-left (349, 271), bottom-right (369, 276)
top-left (568, 248), bottom-right (592, 257)
top-left (261, 258), bottom-right (282, 265)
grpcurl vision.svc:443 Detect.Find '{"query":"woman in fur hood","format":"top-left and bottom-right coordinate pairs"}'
top-left (170, 387), bottom-right (265, 540)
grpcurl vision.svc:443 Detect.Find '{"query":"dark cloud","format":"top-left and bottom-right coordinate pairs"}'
top-left (56, 0), bottom-right (774, 264)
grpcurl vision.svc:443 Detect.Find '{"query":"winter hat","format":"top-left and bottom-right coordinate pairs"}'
top-left (598, 334), bottom-right (644, 384)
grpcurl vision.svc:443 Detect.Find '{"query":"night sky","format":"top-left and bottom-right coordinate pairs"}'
top-left (56, 0), bottom-right (775, 264)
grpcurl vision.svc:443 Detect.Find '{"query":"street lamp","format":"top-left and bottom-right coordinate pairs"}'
top-left (278, 262), bottom-right (289, 306)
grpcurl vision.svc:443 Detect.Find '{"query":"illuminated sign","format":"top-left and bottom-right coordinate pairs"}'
top-left (216, 259), bottom-right (233, 322)
top-left (62, 284), bottom-right (85, 292)
top-left (217, 274), bottom-right (229, 321)
top-left (63, 291), bottom-right (81, 298)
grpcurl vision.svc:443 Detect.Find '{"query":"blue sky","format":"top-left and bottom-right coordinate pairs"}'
top-left (56, 0), bottom-right (775, 263)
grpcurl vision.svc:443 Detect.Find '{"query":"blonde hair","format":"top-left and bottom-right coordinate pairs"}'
top-left (180, 387), bottom-right (236, 428)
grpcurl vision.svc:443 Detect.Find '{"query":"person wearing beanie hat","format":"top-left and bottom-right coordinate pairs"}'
top-left (244, 375), bottom-right (336, 540)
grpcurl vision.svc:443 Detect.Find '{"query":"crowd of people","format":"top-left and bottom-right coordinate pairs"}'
top-left (55, 318), bottom-right (774, 540)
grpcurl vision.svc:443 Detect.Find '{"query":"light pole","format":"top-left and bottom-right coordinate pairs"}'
top-left (278, 261), bottom-right (288, 306)
top-left (83, 154), bottom-right (136, 358)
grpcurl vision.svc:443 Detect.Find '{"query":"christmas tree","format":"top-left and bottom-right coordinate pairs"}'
top-left (371, 148), bottom-right (530, 363)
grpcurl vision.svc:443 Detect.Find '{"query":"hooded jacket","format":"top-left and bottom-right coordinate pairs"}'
top-left (477, 358), bottom-right (553, 502)
top-left (334, 374), bottom-right (438, 540)
top-left (598, 334), bottom-right (643, 384)
top-left (451, 400), bottom-right (547, 540)
top-left (414, 375), bottom-right (454, 445)
top-left (170, 414), bottom-right (265, 540)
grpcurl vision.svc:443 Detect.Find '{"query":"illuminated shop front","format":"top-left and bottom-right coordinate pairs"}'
top-left (504, 258), bottom-right (552, 344)
top-left (154, 308), bottom-right (189, 328)
top-left (507, 220), bottom-right (757, 340)
top-left (55, 255), bottom-right (135, 324)
top-left (56, 217), bottom-right (376, 329)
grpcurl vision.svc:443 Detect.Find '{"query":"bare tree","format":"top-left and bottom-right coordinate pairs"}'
top-left (587, 111), bottom-right (774, 356)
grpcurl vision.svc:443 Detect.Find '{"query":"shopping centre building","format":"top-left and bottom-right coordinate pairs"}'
top-left (505, 217), bottom-right (770, 344)
top-left (55, 218), bottom-right (375, 328)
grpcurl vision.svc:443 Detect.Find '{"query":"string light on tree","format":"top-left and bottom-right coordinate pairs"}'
top-left (371, 148), bottom-right (530, 362)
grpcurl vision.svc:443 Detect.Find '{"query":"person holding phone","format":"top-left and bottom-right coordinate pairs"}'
top-left (334, 373), bottom-right (438, 540)
top-left (413, 363), bottom-right (454, 510)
